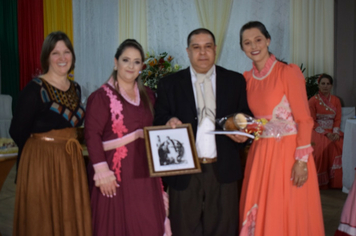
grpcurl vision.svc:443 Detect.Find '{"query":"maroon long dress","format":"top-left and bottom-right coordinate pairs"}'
top-left (85, 80), bottom-right (165, 236)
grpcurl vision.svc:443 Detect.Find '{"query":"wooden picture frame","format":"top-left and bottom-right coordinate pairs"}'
top-left (144, 124), bottom-right (201, 177)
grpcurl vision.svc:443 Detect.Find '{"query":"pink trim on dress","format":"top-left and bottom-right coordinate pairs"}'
top-left (252, 54), bottom-right (277, 79)
top-left (240, 204), bottom-right (258, 236)
top-left (107, 77), bottom-right (140, 106)
top-left (318, 92), bottom-right (337, 112)
top-left (318, 172), bottom-right (329, 186)
top-left (163, 217), bottom-right (172, 236)
top-left (315, 126), bottom-right (326, 134)
top-left (119, 82), bottom-right (140, 106)
top-left (330, 155), bottom-right (342, 178)
top-left (102, 84), bottom-right (128, 182)
top-left (294, 145), bottom-right (313, 161)
top-left (261, 95), bottom-right (297, 139)
top-left (333, 127), bottom-right (341, 134)
top-left (316, 113), bottom-right (335, 129)
top-left (102, 129), bottom-right (143, 151)
top-left (92, 162), bottom-right (117, 186)
top-left (332, 155), bottom-right (342, 170)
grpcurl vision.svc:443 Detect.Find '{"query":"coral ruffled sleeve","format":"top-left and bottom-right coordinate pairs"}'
top-left (282, 64), bottom-right (314, 161)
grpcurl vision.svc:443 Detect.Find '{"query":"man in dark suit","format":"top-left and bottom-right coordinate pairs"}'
top-left (154, 28), bottom-right (251, 236)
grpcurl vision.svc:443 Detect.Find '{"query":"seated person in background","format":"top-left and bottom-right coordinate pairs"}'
top-left (334, 168), bottom-right (356, 236)
top-left (309, 73), bottom-right (343, 189)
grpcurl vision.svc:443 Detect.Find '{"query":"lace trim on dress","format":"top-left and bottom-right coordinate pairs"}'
top-left (102, 84), bottom-right (128, 182)
top-left (318, 172), bottom-right (329, 186)
top-left (92, 162), bottom-right (117, 187)
top-left (261, 95), bottom-right (297, 138)
top-left (317, 92), bottom-right (337, 112)
top-left (337, 223), bottom-right (356, 235)
top-left (295, 145), bottom-right (313, 161)
top-left (240, 204), bottom-right (258, 236)
top-left (332, 155), bottom-right (342, 170)
top-left (315, 126), bottom-right (325, 134)
top-left (333, 127), bottom-right (340, 134)
top-left (316, 113), bottom-right (335, 129)
top-left (119, 83), bottom-right (140, 106)
top-left (252, 54), bottom-right (277, 80)
top-left (313, 93), bottom-right (336, 114)
top-left (107, 77), bottom-right (141, 106)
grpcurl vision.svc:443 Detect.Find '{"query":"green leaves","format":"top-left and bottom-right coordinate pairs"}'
top-left (141, 51), bottom-right (182, 90)
top-left (300, 63), bottom-right (320, 99)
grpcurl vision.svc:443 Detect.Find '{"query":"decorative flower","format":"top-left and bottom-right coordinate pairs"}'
top-left (141, 51), bottom-right (182, 90)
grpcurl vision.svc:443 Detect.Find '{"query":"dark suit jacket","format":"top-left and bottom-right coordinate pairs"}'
top-left (154, 66), bottom-right (251, 190)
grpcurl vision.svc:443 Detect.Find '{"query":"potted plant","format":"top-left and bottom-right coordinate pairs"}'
top-left (300, 63), bottom-right (320, 99)
top-left (141, 52), bottom-right (181, 90)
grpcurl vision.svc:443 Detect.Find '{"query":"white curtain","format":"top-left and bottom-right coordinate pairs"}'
top-left (290, 0), bottom-right (334, 77)
top-left (72, 0), bottom-right (119, 106)
top-left (219, 0), bottom-right (291, 72)
top-left (119, 0), bottom-right (147, 52)
top-left (146, 0), bottom-right (200, 69)
top-left (147, 0), bottom-right (290, 73)
top-left (194, 0), bottom-right (234, 61)
top-left (72, 0), bottom-right (290, 96)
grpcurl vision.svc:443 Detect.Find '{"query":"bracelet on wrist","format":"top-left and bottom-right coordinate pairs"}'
top-left (296, 160), bottom-right (308, 172)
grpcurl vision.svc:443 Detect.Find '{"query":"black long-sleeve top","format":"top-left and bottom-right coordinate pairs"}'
top-left (9, 77), bottom-right (85, 167)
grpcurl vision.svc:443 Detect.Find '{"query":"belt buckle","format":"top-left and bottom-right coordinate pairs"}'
top-left (199, 157), bottom-right (216, 164)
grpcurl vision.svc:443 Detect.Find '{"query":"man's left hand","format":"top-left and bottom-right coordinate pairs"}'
top-left (226, 134), bottom-right (248, 143)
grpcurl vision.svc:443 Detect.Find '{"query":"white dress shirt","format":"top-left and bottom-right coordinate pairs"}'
top-left (190, 66), bottom-right (217, 159)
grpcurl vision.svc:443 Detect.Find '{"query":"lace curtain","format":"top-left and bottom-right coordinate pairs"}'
top-left (219, 0), bottom-right (290, 72)
top-left (72, 0), bottom-right (119, 106)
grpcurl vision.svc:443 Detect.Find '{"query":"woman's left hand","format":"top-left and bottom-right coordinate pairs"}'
top-left (291, 160), bottom-right (308, 187)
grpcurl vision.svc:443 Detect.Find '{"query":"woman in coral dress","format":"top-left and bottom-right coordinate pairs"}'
top-left (335, 168), bottom-right (356, 236)
top-left (238, 21), bottom-right (324, 236)
top-left (85, 39), bottom-right (171, 236)
top-left (309, 74), bottom-right (343, 189)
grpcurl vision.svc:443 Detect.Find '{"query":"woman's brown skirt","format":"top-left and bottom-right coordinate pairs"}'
top-left (13, 128), bottom-right (92, 236)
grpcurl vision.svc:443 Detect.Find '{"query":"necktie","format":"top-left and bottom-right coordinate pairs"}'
top-left (193, 67), bottom-right (215, 125)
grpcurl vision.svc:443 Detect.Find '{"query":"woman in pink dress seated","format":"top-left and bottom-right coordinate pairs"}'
top-left (335, 168), bottom-right (356, 236)
top-left (84, 39), bottom-right (171, 236)
top-left (309, 74), bottom-right (343, 189)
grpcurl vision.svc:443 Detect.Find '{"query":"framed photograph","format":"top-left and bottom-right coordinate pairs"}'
top-left (144, 124), bottom-right (201, 177)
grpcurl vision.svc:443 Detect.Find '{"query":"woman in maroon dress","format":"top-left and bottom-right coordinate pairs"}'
top-left (85, 39), bottom-right (171, 236)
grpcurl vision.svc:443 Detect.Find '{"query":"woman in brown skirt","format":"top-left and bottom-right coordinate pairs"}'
top-left (9, 31), bottom-right (92, 236)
